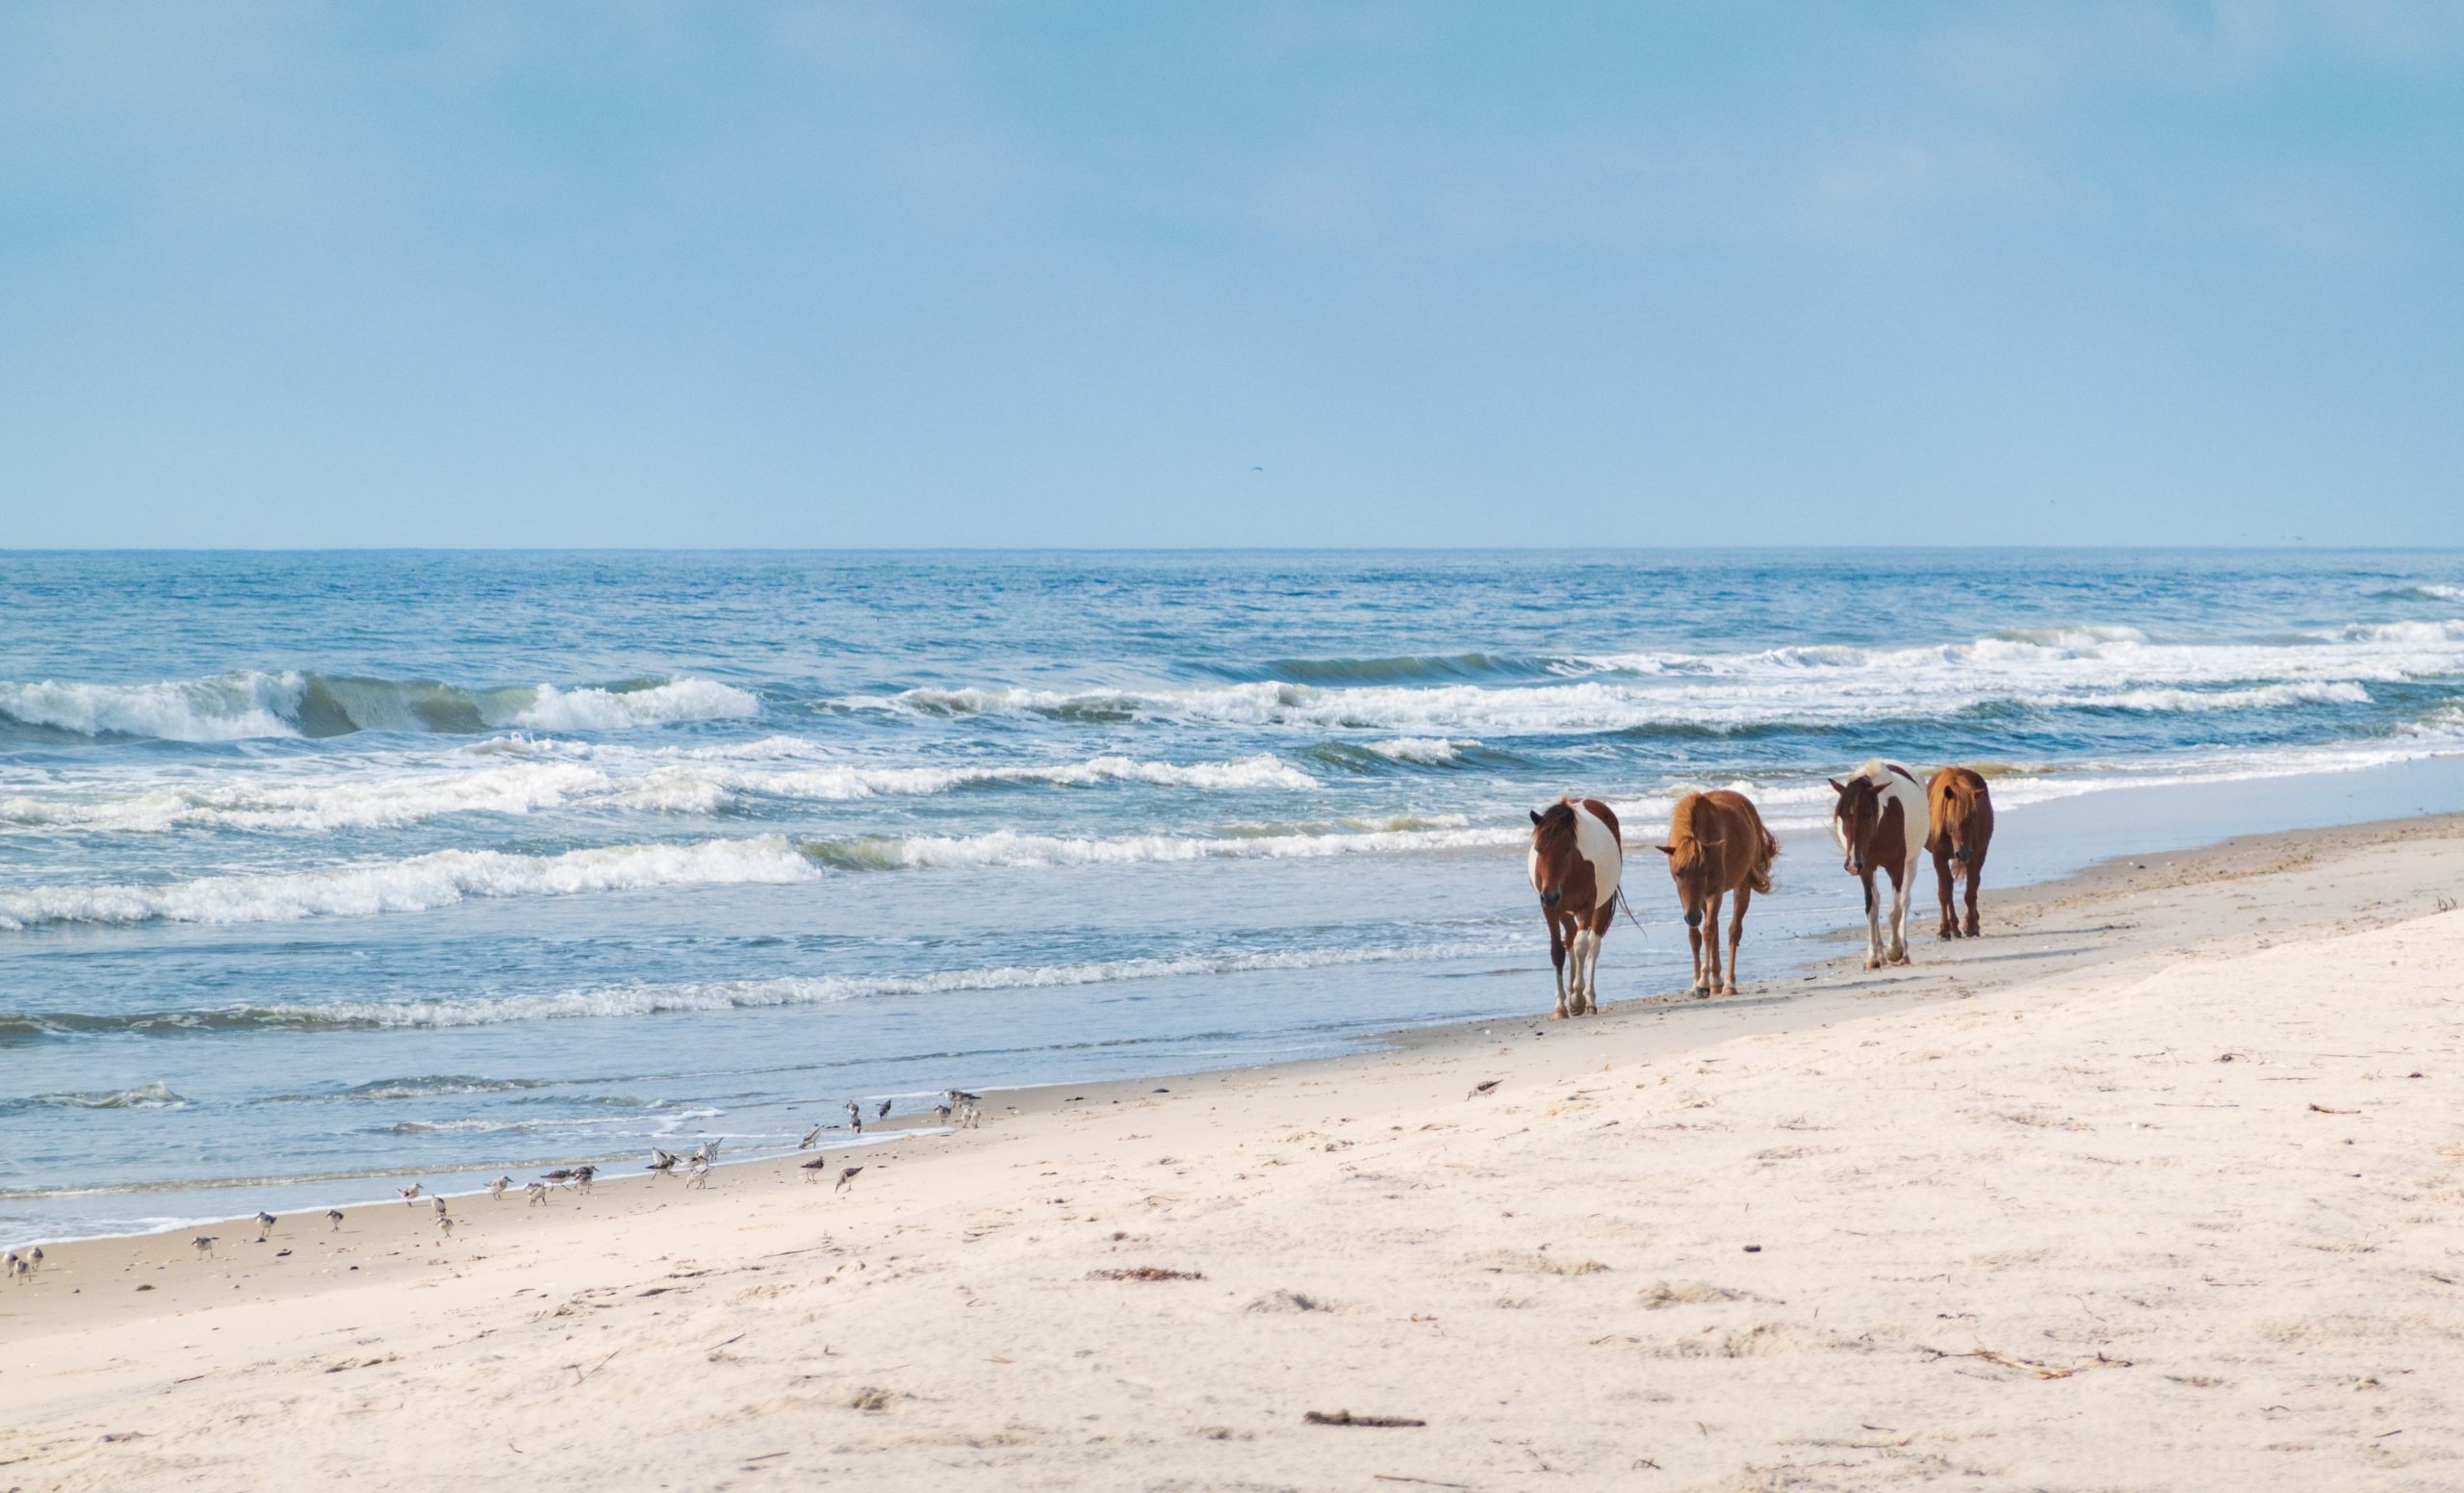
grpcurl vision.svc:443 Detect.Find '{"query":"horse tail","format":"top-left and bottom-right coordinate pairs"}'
top-left (1745, 820), bottom-right (1777, 894)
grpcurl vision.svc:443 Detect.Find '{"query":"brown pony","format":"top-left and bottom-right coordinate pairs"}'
top-left (1925, 766), bottom-right (1994, 939)
top-left (1527, 796), bottom-right (1624, 1018)
top-left (1656, 790), bottom-right (1777, 997)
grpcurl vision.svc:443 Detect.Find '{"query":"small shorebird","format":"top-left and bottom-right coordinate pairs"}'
top-left (437, 1215), bottom-right (455, 1239)
top-left (326, 1209), bottom-right (346, 1231)
top-left (647, 1149), bottom-right (679, 1176)
top-left (540, 1169), bottom-right (578, 1188)
top-left (684, 1155), bottom-right (711, 1190)
top-left (835, 1165), bottom-right (862, 1195)
top-left (27, 1245), bottom-right (40, 1274)
top-left (573, 1164), bottom-right (596, 1195)
top-left (845, 1101), bottom-right (861, 1134)
top-left (800, 1155), bottom-right (833, 1183)
top-left (254, 1210), bottom-right (277, 1242)
top-left (488, 1175), bottom-right (511, 1200)
top-left (398, 1183), bottom-right (423, 1207)
top-left (431, 1195), bottom-right (449, 1221)
top-left (694, 1138), bottom-right (723, 1166)
top-left (876, 1098), bottom-right (892, 1120)
top-left (7, 1253), bottom-right (25, 1283)
top-left (934, 1099), bottom-right (953, 1125)
top-left (799, 1123), bottom-right (823, 1150)
top-left (192, 1235), bottom-right (218, 1258)
top-left (525, 1181), bottom-right (550, 1206)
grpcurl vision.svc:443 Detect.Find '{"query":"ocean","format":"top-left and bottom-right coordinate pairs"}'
top-left (6, 549), bottom-right (2463, 1245)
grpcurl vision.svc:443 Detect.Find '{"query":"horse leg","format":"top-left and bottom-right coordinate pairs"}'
top-left (1566, 927), bottom-right (1591, 1017)
top-left (1886, 858), bottom-right (1912, 964)
top-left (1584, 905), bottom-right (1612, 1013)
top-left (1703, 890), bottom-right (1727, 994)
top-left (1547, 911), bottom-right (1570, 1019)
top-left (1933, 843), bottom-right (1959, 940)
top-left (1861, 871), bottom-right (1884, 970)
top-left (1964, 847), bottom-right (1986, 938)
top-left (1723, 886), bottom-right (1749, 994)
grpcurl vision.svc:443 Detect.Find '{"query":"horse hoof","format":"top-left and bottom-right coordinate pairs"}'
top-left (1720, 983), bottom-right (1737, 995)
top-left (1551, 1009), bottom-right (1569, 1020)
top-left (1964, 922), bottom-right (1982, 939)
top-left (1862, 956), bottom-right (1882, 971)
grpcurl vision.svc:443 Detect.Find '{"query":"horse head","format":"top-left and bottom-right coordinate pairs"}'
top-left (1657, 835), bottom-right (1722, 928)
top-left (1527, 801), bottom-right (1579, 911)
top-left (1829, 776), bottom-right (1884, 876)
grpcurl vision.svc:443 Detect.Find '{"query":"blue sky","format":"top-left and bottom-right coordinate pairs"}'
top-left (2, 2), bottom-right (2459, 548)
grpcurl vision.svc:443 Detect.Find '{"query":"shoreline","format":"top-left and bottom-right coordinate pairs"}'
top-left (11, 795), bottom-right (2459, 1285)
top-left (13, 753), bottom-right (2464, 1254)
top-left (4, 801), bottom-right (2460, 1487)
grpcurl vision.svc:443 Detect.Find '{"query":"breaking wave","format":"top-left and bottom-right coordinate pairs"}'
top-left (8, 1083), bottom-right (187, 1111)
top-left (0, 671), bottom-right (757, 742)
top-left (6, 941), bottom-right (1514, 1035)
top-left (846, 622), bottom-right (2460, 736)
top-left (0, 836), bottom-right (820, 932)
top-left (0, 750), bottom-right (1319, 836)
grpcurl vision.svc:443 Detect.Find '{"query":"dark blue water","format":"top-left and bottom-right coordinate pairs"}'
top-left (5, 550), bottom-right (2462, 1243)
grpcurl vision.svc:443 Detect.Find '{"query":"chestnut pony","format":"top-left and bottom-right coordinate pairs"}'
top-left (1829, 759), bottom-right (1928, 969)
top-left (1657, 790), bottom-right (1777, 997)
top-left (1527, 796), bottom-right (1623, 1018)
top-left (1925, 766), bottom-right (1994, 939)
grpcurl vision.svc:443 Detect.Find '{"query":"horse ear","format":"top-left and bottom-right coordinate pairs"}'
top-left (1528, 809), bottom-right (1543, 825)
top-left (1656, 844), bottom-right (1676, 856)
top-left (1827, 779), bottom-right (1846, 793)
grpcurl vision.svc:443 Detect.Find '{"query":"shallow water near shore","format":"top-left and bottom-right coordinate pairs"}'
top-left (6, 549), bottom-right (2463, 1245)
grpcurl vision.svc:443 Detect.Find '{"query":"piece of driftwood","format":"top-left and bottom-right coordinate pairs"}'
top-left (1307, 1410), bottom-right (1426, 1428)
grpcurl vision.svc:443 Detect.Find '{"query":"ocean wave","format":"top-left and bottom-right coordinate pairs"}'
top-left (2375, 583), bottom-right (2464, 603)
top-left (796, 822), bottom-right (1523, 872)
top-left (2056, 681), bottom-right (2373, 713)
top-left (270, 1075), bottom-right (554, 1102)
top-left (1358, 736), bottom-right (1483, 764)
top-left (843, 622), bottom-right (2462, 735)
top-left (509, 679), bottom-right (760, 732)
top-left (1236, 652), bottom-right (1555, 684)
top-left (0, 671), bottom-right (757, 742)
top-left (0, 835), bottom-right (820, 932)
top-left (7, 940), bottom-right (1517, 1034)
top-left (9, 1082), bottom-right (187, 1110)
top-left (0, 750), bottom-right (1319, 837)
top-left (0, 760), bottom-right (614, 834)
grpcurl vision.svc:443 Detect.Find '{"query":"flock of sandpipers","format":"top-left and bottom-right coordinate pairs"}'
top-left (138, 1090), bottom-right (988, 1264)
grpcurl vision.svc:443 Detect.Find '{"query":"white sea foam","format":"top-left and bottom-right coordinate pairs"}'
top-left (807, 822), bottom-right (1522, 872)
top-left (509, 678), bottom-right (760, 731)
top-left (1357, 737), bottom-right (1481, 764)
top-left (226, 941), bottom-right (1516, 1029)
top-left (0, 761), bottom-right (614, 835)
top-left (0, 751), bottom-right (1316, 837)
top-left (0, 672), bottom-right (307, 741)
top-left (0, 671), bottom-right (760, 742)
top-left (847, 622), bottom-right (2464, 735)
top-left (19, 1082), bottom-right (187, 1110)
top-left (0, 837), bottom-right (820, 931)
top-left (2054, 681), bottom-right (2373, 713)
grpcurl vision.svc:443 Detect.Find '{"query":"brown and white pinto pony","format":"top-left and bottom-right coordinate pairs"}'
top-left (1925, 766), bottom-right (1994, 939)
top-left (1657, 790), bottom-right (1777, 997)
top-left (1829, 759), bottom-right (1928, 969)
top-left (1527, 796), bottom-right (1623, 1018)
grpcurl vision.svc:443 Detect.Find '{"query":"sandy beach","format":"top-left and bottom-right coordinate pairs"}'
top-left (6, 810), bottom-right (2462, 1491)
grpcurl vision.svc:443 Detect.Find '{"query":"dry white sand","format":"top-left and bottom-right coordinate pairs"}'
top-left (5, 814), bottom-right (2462, 1491)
